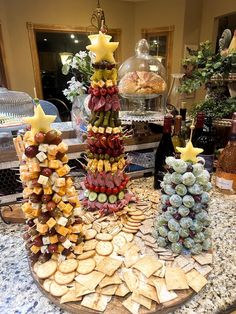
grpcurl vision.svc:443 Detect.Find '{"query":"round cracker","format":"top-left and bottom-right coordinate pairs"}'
top-left (112, 234), bottom-right (127, 248)
top-left (54, 271), bottom-right (75, 285)
top-left (96, 233), bottom-right (113, 241)
top-left (33, 261), bottom-right (41, 274)
top-left (43, 279), bottom-right (52, 292)
top-left (130, 215), bottom-right (145, 221)
top-left (122, 227), bottom-right (138, 234)
top-left (119, 231), bottom-right (134, 242)
top-left (36, 260), bottom-right (57, 279)
top-left (123, 224), bottom-right (140, 230)
top-left (126, 221), bottom-right (141, 227)
top-left (96, 241), bottom-right (113, 256)
top-left (77, 258), bottom-right (96, 274)
top-left (77, 250), bottom-right (96, 260)
top-left (50, 281), bottom-right (68, 297)
top-left (128, 210), bottom-right (143, 216)
top-left (85, 229), bottom-right (97, 240)
top-left (59, 259), bottom-right (78, 274)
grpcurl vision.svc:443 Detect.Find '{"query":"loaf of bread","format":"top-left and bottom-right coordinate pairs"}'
top-left (119, 71), bottom-right (166, 95)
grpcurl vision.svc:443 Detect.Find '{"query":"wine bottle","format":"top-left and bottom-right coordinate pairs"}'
top-left (154, 115), bottom-right (175, 189)
top-left (192, 112), bottom-right (205, 145)
top-left (215, 114), bottom-right (236, 194)
top-left (172, 115), bottom-right (185, 153)
top-left (179, 102), bottom-right (188, 143)
top-left (195, 116), bottom-right (215, 174)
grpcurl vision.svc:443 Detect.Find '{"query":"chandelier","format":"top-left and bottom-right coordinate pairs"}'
top-left (89, 0), bottom-right (108, 33)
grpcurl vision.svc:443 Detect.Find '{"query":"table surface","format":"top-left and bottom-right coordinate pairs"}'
top-left (0, 177), bottom-right (235, 314)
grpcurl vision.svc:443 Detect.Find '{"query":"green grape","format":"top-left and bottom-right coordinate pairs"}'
top-left (188, 183), bottom-right (203, 195)
top-left (169, 194), bottom-right (182, 207)
top-left (171, 242), bottom-right (183, 254)
top-left (192, 203), bottom-right (203, 213)
top-left (175, 184), bottom-right (187, 196)
top-left (178, 205), bottom-right (190, 217)
top-left (157, 215), bottom-right (168, 226)
top-left (193, 232), bottom-right (205, 243)
top-left (202, 239), bottom-right (212, 250)
top-left (164, 184), bottom-right (176, 195)
top-left (171, 172), bottom-right (182, 185)
top-left (167, 206), bottom-right (178, 215)
top-left (161, 194), bottom-right (170, 205)
top-left (201, 192), bottom-right (210, 204)
top-left (190, 221), bottom-right (203, 232)
top-left (157, 237), bottom-right (167, 247)
top-left (168, 219), bottom-right (180, 231)
top-left (163, 173), bottom-right (172, 184)
top-left (158, 226), bottom-right (169, 237)
top-left (172, 159), bottom-right (187, 174)
top-left (183, 195), bottom-right (195, 208)
top-left (184, 237), bottom-right (195, 248)
top-left (196, 156), bottom-right (205, 165)
top-left (190, 243), bottom-right (203, 255)
top-left (195, 210), bottom-right (208, 222)
top-left (166, 156), bottom-right (176, 166)
top-left (203, 228), bottom-right (212, 238)
top-left (196, 170), bottom-right (210, 185)
top-left (180, 217), bottom-right (193, 229)
top-left (167, 231), bottom-right (180, 243)
top-left (182, 172), bottom-right (196, 186)
top-left (193, 163), bottom-right (204, 176)
top-left (179, 228), bottom-right (190, 238)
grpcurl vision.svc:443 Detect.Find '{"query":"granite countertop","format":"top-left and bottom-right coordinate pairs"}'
top-left (0, 177), bottom-right (235, 314)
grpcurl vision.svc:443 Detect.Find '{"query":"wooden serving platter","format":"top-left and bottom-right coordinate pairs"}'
top-left (29, 261), bottom-right (195, 314)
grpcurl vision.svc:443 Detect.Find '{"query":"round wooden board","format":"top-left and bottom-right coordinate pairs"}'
top-left (29, 261), bottom-right (195, 314)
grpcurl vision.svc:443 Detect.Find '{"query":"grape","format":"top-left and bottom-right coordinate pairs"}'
top-left (202, 239), bottom-right (212, 250)
top-left (48, 244), bottom-right (58, 253)
top-left (190, 243), bottom-right (203, 255)
top-left (46, 201), bottom-right (57, 211)
top-left (182, 172), bottom-right (196, 186)
top-left (38, 213), bottom-right (50, 224)
top-left (202, 217), bottom-right (211, 227)
top-left (41, 168), bottom-right (53, 177)
top-left (195, 210), bottom-right (208, 221)
top-left (192, 203), bottom-right (202, 213)
top-left (180, 217), bottom-right (193, 229)
top-left (25, 145), bottom-right (39, 158)
top-left (193, 163), bottom-right (204, 176)
top-left (41, 194), bottom-right (52, 203)
top-left (175, 184), bottom-right (187, 196)
top-left (178, 205), bottom-right (190, 217)
top-left (158, 226), bottom-right (169, 237)
top-left (201, 192), bottom-right (210, 204)
top-left (33, 236), bottom-right (43, 247)
top-left (172, 159), bottom-right (187, 174)
top-left (179, 228), bottom-right (190, 238)
top-left (196, 156), bottom-right (205, 165)
top-left (188, 183), bottom-right (203, 195)
top-left (169, 194), bottom-right (182, 207)
top-left (171, 242), bottom-right (183, 254)
top-left (166, 206), bottom-right (178, 215)
top-left (35, 132), bottom-right (45, 144)
top-left (45, 130), bottom-right (58, 144)
top-left (161, 195), bottom-right (170, 205)
top-left (157, 237), bottom-right (167, 247)
top-left (165, 156), bottom-right (175, 166)
top-left (196, 170), bottom-right (210, 185)
top-left (164, 212), bottom-right (173, 221)
top-left (152, 229), bottom-right (159, 239)
top-left (183, 195), bottom-right (195, 208)
top-left (168, 219), bottom-right (180, 231)
top-left (203, 182), bottom-right (212, 192)
top-left (157, 215), bottom-right (168, 226)
top-left (171, 172), bottom-right (182, 185)
top-left (29, 193), bottom-right (41, 203)
top-left (184, 237), bottom-right (195, 248)
top-left (168, 231), bottom-right (180, 243)
top-left (190, 220), bottom-right (203, 232)
top-left (164, 184), bottom-right (176, 195)
top-left (163, 173), bottom-right (172, 184)
top-left (203, 228), bottom-right (212, 238)
top-left (194, 232), bottom-right (205, 243)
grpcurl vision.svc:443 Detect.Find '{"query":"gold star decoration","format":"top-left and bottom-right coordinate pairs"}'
top-left (86, 31), bottom-right (119, 64)
top-left (176, 140), bottom-right (203, 163)
top-left (23, 104), bottom-right (56, 135)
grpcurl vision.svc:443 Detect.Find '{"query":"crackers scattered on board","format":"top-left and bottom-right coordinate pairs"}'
top-left (32, 181), bottom-right (212, 313)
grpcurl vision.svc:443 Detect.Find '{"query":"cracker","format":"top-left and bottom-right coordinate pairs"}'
top-left (123, 224), bottom-right (140, 230)
top-left (194, 263), bottom-right (212, 276)
top-left (130, 215), bottom-right (145, 221)
top-left (97, 284), bottom-right (118, 296)
top-left (83, 239), bottom-right (97, 251)
top-left (55, 271), bottom-right (75, 285)
top-left (36, 260), bottom-right (57, 279)
top-left (123, 269), bottom-right (139, 292)
top-left (115, 283), bottom-right (130, 297)
top-left (81, 293), bottom-right (111, 312)
top-left (122, 295), bottom-right (140, 314)
top-left (139, 225), bottom-right (151, 235)
top-left (96, 257), bottom-right (123, 276)
top-left (122, 227), bottom-right (138, 234)
top-left (119, 231), bottom-right (133, 242)
top-left (33, 261), bottom-right (41, 274)
top-left (152, 278), bottom-right (178, 303)
top-left (77, 250), bottom-right (95, 260)
top-left (129, 210), bottom-right (143, 216)
top-left (74, 243), bottom-right (84, 255)
top-left (50, 281), bottom-right (68, 297)
top-left (131, 291), bottom-right (152, 310)
top-left (75, 282), bottom-right (95, 297)
top-left (165, 267), bottom-right (189, 290)
top-left (132, 256), bottom-right (162, 278)
top-left (141, 234), bottom-right (156, 244)
top-left (94, 254), bottom-right (105, 266)
top-left (112, 234), bottom-right (127, 249)
top-left (138, 282), bottom-right (159, 302)
top-left (96, 241), bottom-right (113, 256)
top-left (93, 221), bottom-right (102, 233)
top-left (43, 279), bottom-right (52, 292)
top-left (185, 269), bottom-right (208, 292)
top-left (124, 248), bottom-right (139, 268)
top-left (60, 288), bottom-right (82, 304)
top-left (84, 229), bottom-right (97, 240)
top-left (77, 258), bottom-right (96, 275)
top-left (59, 259), bottom-right (78, 274)
top-left (96, 233), bottom-right (113, 241)
top-left (172, 255), bottom-right (190, 269)
top-left (75, 271), bottom-right (105, 290)
top-left (99, 272), bottom-right (122, 288)
top-left (192, 253), bottom-right (213, 265)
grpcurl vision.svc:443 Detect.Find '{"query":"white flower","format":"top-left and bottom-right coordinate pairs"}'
top-left (71, 57), bottom-right (78, 69)
top-left (76, 51), bottom-right (87, 59)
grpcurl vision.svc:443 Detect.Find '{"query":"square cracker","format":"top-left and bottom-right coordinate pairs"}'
top-left (194, 263), bottom-right (212, 276)
top-left (165, 267), bottom-right (189, 290)
top-left (138, 281), bottom-right (159, 302)
top-left (192, 253), bottom-right (213, 265)
top-left (131, 292), bottom-right (152, 310)
top-left (132, 256), bottom-right (162, 278)
top-left (152, 278), bottom-right (178, 303)
top-left (60, 288), bottom-right (82, 303)
top-left (97, 284), bottom-right (118, 296)
top-left (96, 257), bottom-right (123, 276)
top-left (81, 292), bottom-right (111, 311)
top-left (75, 271), bottom-right (105, 290)
top-left (122, 295), bottom-right (140, 314)
top-left (75, 282), bottom-right (95, 297)
top-left (185, 269), bottom-right (208, 293)
top-left (123, 269), bottom-right (139, 292)
top-left (99, 272), bottom-right (122, 288)
top-left (115, 283), bottom-right (130, 297)
top-left (124, 248), bottom-right (139, 268)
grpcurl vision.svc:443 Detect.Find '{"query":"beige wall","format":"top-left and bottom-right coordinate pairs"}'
top-left (0, 0), bottom-right (135, 96)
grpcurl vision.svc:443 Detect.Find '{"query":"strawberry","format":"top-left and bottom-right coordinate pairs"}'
top-left (106, 188), bottom-right (112, 195)
top-left (107, 87), bottom-right (115, 95)
top-left (112, 187), bottom-right (119, 195)
top-left (93, 87), bottom-right (100, 96)
top-left (100, 88), bottom-right (107, 96)
top-left (100, 186), bottom-right (106, 193)
top-left (94, 186), bottom-right (100, 193)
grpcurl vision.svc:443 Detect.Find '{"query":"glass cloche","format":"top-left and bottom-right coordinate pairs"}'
top-left (118, 39), bottom-right (167, 99)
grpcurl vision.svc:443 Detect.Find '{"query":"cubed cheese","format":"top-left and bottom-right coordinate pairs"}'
top-left (112, 127), bottom-right (121, 134)
top-left (49, 160), bottom-right (61, 169)
top-left (55, 225), bottom-right (69, 236)
top-left (38, 144), bottom-right (48, 152)
top-left (92, 126), bottom-right (98, 133)
top-left (66, 178), bottom-right (73, 187)
top-left (62, 195), bottom-right (68, 202)
top-left (57, 216), bottom-right (68, 226)
top-left (42, 236), bottom-right (50, 245)
top-left (68, 234), bottom-right (78, 243)
top-left (49, 235), bottom-right (58, 244)
top-left (31, 202), bottom-right (41, 210)
top-left (66, 186), bottom-right (76, 197)
top-left (50, 172), bottom-right (59, 183)
top-left (63, 203), bottom-right (73, 215)
top-left (62, 239), bottom-right (72, 249)
top-left (46, 217), bottom-right (57, 229)
top-left (29, 162), bottom-right (40, 173)
top-left (87, 124), bottom-right (92, 131)
top-left (36, 152), bottom-right (47, 162)
top-left (22, 202), bottom-right (32, 214)
top-left (38, 175), bottom-right (49, 185)
top-left (31, 209), bottom-right (40, 217)
top-left (48, 154), bottom-right (56, 161)
top-left (57, 142), bottom-right (68, 154)
top-left (56, 165), bottom-right (70, 177)
top-left (36, 223), bottom-right (48, 234)
top-left (106, 127), bottom-right (112, 134)
top-left (48, 145), bottom-right (58, 156)
top-left (57, 187), bottom-right (66, 196)
top-left (71, 224), bottom-right (82, 233)
top-left (39, 159), bottom-right (49, 167)
top-left (52, 185), bottom-right (60, 193)
top-left (98, 127), bottom-right (105, 134)
top-left (52, 193), bottom-right (62, 203)
top-left (55, 178), bottom-right (66, 187)
top-left (43, 186), bottom-right (53, 195)
top-left (33, 187), bottom-right (43, 195)
top-left (58, 201), bottom-right (66, 210)
top-left (61, 155), bottom-right (69, 163)
top-left (40, 246), bottom-right (48, 254)
top-left (30, 245), bottom-right (40, 254)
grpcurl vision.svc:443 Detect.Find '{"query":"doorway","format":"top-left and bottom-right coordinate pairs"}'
top-left (0, 24), bottom-right (9, 88)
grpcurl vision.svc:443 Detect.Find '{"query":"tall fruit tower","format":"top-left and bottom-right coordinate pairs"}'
top-left (81, 32), bottom-right (132, 215)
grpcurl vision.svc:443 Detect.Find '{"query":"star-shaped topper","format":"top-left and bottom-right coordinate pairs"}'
top-left (23, 104), bottom-right (56, 135)
top-left (86, 31), bottom-right (119, 64)
top-left (176, 141), bottom-right (203, 163)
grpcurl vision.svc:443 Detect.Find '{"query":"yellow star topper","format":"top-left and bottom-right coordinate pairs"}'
top-left (86, 31), bottom-right (119, 64)
top-left (23, 104), bottom-right (56, 135)
top-left (176, 120), bottom-right (203, 163)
